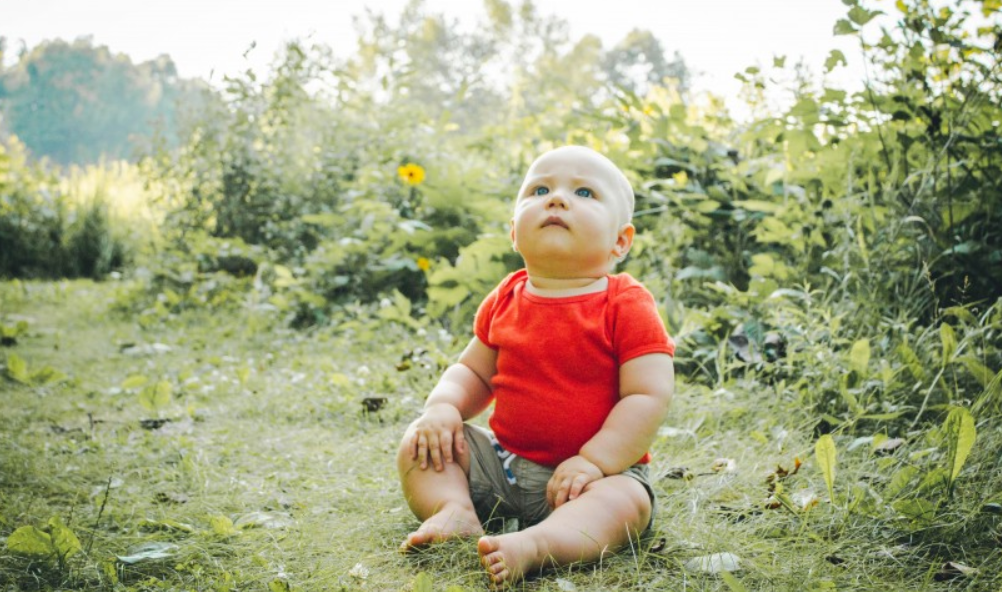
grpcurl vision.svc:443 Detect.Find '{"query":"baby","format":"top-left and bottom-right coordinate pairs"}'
top-left (397, 145), bottom-right (675, 585)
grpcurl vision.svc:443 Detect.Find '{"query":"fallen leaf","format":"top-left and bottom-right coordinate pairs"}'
top-left (556, 578), bottom-right (577, 591)
top-left (661, 467), bottom-right (694, 481)
top-left (116, 542), bottom-right (179, 564)
top-left (684, 552), bottom-right (742, 573)
top-left (154, 491), bottom-right (190, 504)
top-left (874, 438), bottom-right (905, 455)
top-left (712, 458), bottom-right (737, 473)
top-left (234, 511), bottom-right (293, 530)
top-left (934, 561), bottom-right (978, 581)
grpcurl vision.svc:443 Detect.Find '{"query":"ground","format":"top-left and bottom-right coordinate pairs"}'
top-left (1, 280), bottom-right (997, 591)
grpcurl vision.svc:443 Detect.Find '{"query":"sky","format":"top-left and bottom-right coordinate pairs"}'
top-left (3, 0), bottom-right (868, 109)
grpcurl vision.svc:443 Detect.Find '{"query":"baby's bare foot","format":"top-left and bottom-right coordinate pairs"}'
top-left (477, 533), bottom-right (542, 587)
top-left (400, 504), bottom-right (483, 552)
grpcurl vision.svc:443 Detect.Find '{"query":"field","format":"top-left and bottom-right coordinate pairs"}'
top-left (2, 280), bottom-right (999, 591)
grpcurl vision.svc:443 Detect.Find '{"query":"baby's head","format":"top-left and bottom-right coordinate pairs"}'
top-left (511, 145), bottom-right (637, 277)
top-left (519, 146), bottom-right (635, 227)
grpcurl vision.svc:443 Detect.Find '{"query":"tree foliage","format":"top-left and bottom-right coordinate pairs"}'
top-left (0, 37), bottom-right (208, 165)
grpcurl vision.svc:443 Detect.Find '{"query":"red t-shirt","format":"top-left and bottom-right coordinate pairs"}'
top-left (474, 269), bottom-right (675, 467)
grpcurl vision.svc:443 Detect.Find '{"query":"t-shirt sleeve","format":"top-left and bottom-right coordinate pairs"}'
top-left (473, 282), bottom-right (501, 349)
top-left (612, 284), bottom-right (676, 363)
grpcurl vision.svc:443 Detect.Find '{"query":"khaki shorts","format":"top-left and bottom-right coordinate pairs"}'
top-left (463, 424), bottom-right (656, 533)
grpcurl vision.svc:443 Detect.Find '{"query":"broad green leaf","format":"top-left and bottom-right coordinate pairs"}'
top-left (414, 572), bottom-right (434, 592)
top-left (940, 323), bottom-right (957, 366)
top-left (31, 366), bottom-right (68, 386)
top-left (6, 525), bottom-right (54, 557)
top-left (893, 498), bottom-right (937, 523)
top-left (885, 465), bottom-right (919, 498)
top-left (210, 515), bottom-right (238, 537)
top-left (268, 579), bottom-right (292, 592)
top-left (944, 407), bottom-right (976, 485)
top-left (6, 353), bottom-right (30, 384)
top-left (848, 6), bottom-right (883, 25)
top-left (815, 435), bottom-right (837, 502)
top-left (973, 368), bottom-right (1002, 415)
top-left (824, 49), bottom-right (847, 72)
top-left (833, 18), bottom-right (857, 35)
top-left (48, 516), bottom-right (81, 559)
top-left (122, 374), bottom-right (149, 390)
top-left (983, 0), bottom-right (1001, 17)
top-left (958, 356), bottom-right (994, 387)
top-left (849, 339), bottom-right (870, 377)
top-left (897, 343), bottom-right (926, 382)
top-left (139, 380), bottom-right (172, 411)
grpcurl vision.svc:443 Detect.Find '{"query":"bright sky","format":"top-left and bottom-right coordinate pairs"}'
top-left (4, 0), bottom-right (867, 109)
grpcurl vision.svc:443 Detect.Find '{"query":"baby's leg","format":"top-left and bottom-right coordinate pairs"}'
top-left (397, 435), bottom-right (484, 551)
top-left (478, 475), bottom-right (650, 585)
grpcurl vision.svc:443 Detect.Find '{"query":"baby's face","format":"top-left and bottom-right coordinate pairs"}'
top-left (511, 146), bottom-right (635, 278)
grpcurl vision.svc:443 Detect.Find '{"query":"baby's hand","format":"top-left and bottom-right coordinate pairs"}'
top-left (547, 455), bottom-right (604, 509)
top-left (406, 403), bottom-right (466, 472)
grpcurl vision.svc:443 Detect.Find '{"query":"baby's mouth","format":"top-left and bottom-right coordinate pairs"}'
top-left (542, 216), bottom-right (569, 229)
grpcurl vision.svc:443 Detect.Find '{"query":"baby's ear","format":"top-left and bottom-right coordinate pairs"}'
top-left (613, 223), bottom-right (635, 259)
top-left (509, 219), bottom-right (517, 252)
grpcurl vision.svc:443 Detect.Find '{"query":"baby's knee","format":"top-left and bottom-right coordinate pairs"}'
top-left (585, 476), bottom-right (651, 525)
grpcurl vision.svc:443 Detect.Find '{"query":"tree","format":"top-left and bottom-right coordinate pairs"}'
top-left (0, 38), bottom-right (207, 165)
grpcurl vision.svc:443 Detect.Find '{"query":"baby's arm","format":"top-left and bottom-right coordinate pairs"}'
top-left (548, 353), bottom-right (674, 508)
top-left (406, 337), bottom-right (496, 472)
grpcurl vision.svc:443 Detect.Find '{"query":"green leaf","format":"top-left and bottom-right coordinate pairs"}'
top-left (6, 353), bottom-right (30, 384)
top-left (139, 380), bottom-right (172, 412)
top-left (897, 343), bottom-right (926, 382)
top-left (414, 572), bottom-right (434, 592)
top-left (122, 374), bottom-right (149, 390)
top-left (31, 366), bottom-right (68, 386)
top-left (734, 199), bottom-right (780, 213)
top-left (940, 323), bottom-right (956, 366)
top-left (833, 18), bottom-right (857, 35)
top-left (944, 407), bottom-right (976, 486)
top-left (815, 434), bottom-right (837, 502)
top-left (48, 516), bottom-right (81, 559)
top-left (210, 515), bottom-right (238, 537)
top-left (957, 356), bottom-right (994, 387)
top-left (825, 50), bottom-right (848, 72)
top-left (6, 525), bottom-right (54, 557)
top-left (848, 6), bottom-right (883, 24)
top-left (268, 579), bottom-right (292, 592)
top-left (849, 339), bottom-right (870, 377)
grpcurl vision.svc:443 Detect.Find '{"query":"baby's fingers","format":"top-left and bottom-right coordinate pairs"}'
top-left (567, 473), bottom-right (590, 501)
top-left (439, 430), bottom-right (454, 465)
top-left (415, 433), bottom-right (430, 469)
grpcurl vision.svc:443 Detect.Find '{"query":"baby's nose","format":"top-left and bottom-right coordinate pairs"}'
top-left (545, 192), bottom-right (568, 208)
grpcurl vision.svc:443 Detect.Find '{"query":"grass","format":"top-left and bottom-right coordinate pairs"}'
top-left (1, 279), bottom-right (1000, 591)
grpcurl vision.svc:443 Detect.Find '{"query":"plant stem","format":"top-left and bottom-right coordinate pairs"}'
top-left (85, 477), bottom-right (113, 555)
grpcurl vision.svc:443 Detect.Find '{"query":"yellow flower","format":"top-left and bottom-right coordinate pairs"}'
top-left (416, 257), bottom-right (431, 271)
top-left (397, 163), bottom-right (426, 186)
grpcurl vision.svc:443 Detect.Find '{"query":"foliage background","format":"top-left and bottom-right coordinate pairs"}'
top-left (1, 0), bottom-right (1001, 590)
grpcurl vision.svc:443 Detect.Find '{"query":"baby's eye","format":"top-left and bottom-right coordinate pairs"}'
top-left (533, 186), bottom-right (550, 196)
top-left (575, 188), bottom-right (594, 198)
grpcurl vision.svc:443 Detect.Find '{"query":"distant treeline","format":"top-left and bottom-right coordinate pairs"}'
top-left (0, 37), bottom-right (209, 165)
